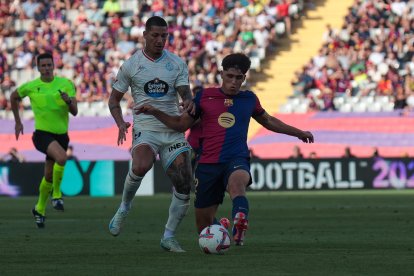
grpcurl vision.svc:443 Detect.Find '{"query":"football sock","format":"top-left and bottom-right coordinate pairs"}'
top-left (35, 177), bottom-right (52, 216)
top-left (232, 196), bottom-right (249, 235)
top-left (121, 169), bottom-right (143, 211)
top-left (52, 163), bottom-right (65, 199)
top-left (163, 190), bottom-right (190, 239)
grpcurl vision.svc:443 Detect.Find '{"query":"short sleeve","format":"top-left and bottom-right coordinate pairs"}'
top-left (175, 60), bottom-right (189, 87)
top-left (112, 61), bottom-right (131, 93)
top-left (17, 82), bottom-right (30, 98)
top-left (252, 93), bottom-right (265, 117)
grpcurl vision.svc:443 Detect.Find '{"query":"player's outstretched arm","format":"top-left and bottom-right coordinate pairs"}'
top-left (10, 91), bottom-right (23, 140)
top-left (135, 104), bottom-right (194, 132)
top-left (254, 112), bottom-right (314, 143)
top-left (109, 89), bottom-right (131, 145)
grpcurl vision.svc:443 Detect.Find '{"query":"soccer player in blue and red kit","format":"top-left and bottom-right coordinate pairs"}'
top-left (136, 53), bottom-right (314, 246)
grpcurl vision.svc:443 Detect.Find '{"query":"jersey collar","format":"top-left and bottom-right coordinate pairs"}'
top-left (142, 49), bottom-right (165, 63)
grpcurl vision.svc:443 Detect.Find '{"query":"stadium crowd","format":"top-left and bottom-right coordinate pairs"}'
top-left (0, 0), bottom-right (305, 116)
top-left (288, 0), bottom-right (414, 113)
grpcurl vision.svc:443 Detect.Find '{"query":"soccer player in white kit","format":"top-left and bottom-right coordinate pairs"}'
top-left (108, 16), bottom-right (194, 253)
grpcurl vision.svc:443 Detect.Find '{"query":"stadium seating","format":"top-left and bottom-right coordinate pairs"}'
top-left (281, 0), bottom-right (414, 114)
top-left (0, 0), bottom-right (306, 116)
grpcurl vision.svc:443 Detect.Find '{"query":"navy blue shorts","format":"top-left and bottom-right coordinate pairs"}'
top-left (194, 158), bottom-right (252, 208)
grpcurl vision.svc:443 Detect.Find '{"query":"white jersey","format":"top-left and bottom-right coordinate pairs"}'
top-left (113, 49), bottom-right (189, 132)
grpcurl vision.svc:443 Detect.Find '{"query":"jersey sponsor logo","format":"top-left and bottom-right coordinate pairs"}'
top-left (218, 112), bottom-right (235, 128)
top-left (144, 78), bottom-right (169, 98)
top-left (168, 141), bottom-right (189, 152)
top-left (224, 99), bottom-right (233, 106)
top-left (165, 62), bottom-right (174, 71)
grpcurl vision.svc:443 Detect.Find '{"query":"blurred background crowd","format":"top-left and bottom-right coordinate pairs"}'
top-left (0, 0), bottom-right (305, 116)
top-left (285, 0), bottom-right (414, 113)
top-left (2, 0), bottom-right (414, 117)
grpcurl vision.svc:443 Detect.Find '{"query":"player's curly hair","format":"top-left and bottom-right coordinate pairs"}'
top-left (145, 16), bottom-right (168, 31)
top-left (36, 52), bottom-right (53, 65)
top-left (222, 53), bottom-right (251, 74)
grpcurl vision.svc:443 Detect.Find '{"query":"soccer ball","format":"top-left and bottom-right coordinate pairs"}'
top-left (199, 224), bottom-right (231, 254)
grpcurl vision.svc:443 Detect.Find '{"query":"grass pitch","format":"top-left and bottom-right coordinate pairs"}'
top-left (1, 191), bottom-right (413, 276)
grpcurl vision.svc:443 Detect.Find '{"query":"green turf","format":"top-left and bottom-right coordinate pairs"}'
top-left (1, 191), bottom-right (413, 276)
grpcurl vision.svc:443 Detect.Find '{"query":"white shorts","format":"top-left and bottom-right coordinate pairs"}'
top-left (131, 128), bottom-right (192, 170)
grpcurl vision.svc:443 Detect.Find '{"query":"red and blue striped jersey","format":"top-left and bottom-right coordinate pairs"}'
top-left (193, 87), bottom-right (265, 163)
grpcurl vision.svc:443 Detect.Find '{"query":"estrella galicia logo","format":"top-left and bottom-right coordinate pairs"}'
top-left (144, 78), bottom-right (169, 98)
top-left (165, 62), bottom-right (174, 71)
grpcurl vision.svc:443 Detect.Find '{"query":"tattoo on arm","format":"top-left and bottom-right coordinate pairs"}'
top-left (177, 85), bottom-right (192, 101)
top-left (109, 105), bottom-right (121, 111)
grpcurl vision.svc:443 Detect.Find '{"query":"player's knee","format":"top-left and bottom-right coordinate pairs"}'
top-left (175, 183), bottom-right (191, 195)
top-left (55, 156), bottom-right (67, 166)
top-left (228, 182), bottom-right (246, 198)
top-left (131, 164), bottom-right (151, 177)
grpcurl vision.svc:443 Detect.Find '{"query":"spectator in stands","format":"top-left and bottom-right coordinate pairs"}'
top-left (14, 45), bottom-right (33, 70)
top-left (371, 147), bottom-right (380, 158)
top-left (103, 0), bottom-right (121, 16)
top-left (288, 0), bottom-right (414, 113)
top-left (342, 147), bottom-right (356, 158)
top-left (277, 0), bottom-right (291, 36)
top-left (0, 51), bottom-right (9, 81)
top-left (0, 147), bottom-right (25, 163)
top-left (21, 0), bottom-right (40, 19)
top-left (308, 151), bottom-right (318, 159)
top-left (66, 144), bottom-right (78, 161)
top-left (86, 2), bottom-right (104, 24)
top-left (289, 145), bottom-right (304, 159)
top-left (0, 91), bottom-right (8, 110)
top-left (2, 0), bottom-right (303, 112)
top-left (291, 67), bottom-right (314, 96)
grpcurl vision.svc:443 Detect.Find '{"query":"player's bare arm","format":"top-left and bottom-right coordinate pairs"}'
top-left (59, 90), bottom-right (78, 116)
top-left (10, 91), bottom-right (23, 140)
top-left (135, 104), bottom-right (194, 132)
top-left (109, 89), bottom-right (131, 145)
top-left (176, 85), bottom-right (195, 115)
top-left (254, 112), bottom-right (314, 143)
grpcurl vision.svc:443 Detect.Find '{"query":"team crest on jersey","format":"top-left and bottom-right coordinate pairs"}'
top-left (218, 112), bottom-right (235, 128)
top-left (144, 78), bottom-right (169, 98)
top-left (165, 62), bottom-right (174, 71)
top-left (224, 99), bottom-right (233, 106)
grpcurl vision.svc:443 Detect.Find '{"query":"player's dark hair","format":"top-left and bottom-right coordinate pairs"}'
top-left (222, 53), bottom-right (251, 74)
top-left (145, 16), bottom-right (168, 31)
top-left (36, 52), bottom-right (53, 65)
